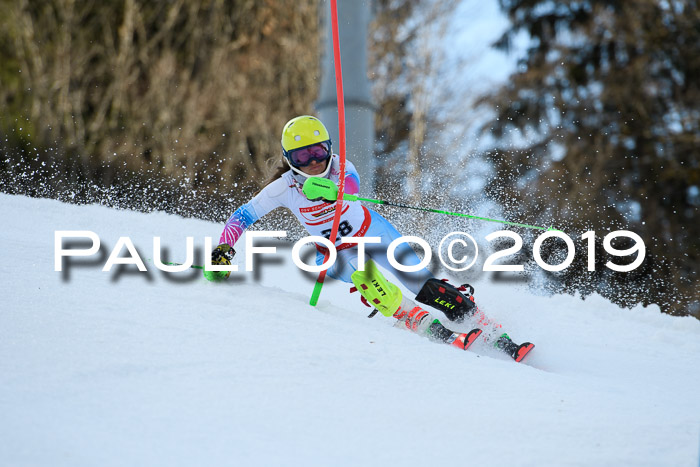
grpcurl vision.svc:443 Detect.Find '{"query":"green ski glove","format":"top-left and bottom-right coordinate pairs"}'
top-left (302, 177), bottom-right (338, 202)
top-left (203, 243), bottom-right (236, 282)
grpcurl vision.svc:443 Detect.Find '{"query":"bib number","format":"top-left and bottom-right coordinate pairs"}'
top-left (321, 220), bottom-right (353, 242)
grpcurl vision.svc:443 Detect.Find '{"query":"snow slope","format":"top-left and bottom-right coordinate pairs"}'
top-left (1, 193), bottom-right (699, 467)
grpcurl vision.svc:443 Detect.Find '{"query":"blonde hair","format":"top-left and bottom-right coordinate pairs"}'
top-left (253, 158), bottom-right (289, 196)
top-left (264, 159), bottom-right (289, 186)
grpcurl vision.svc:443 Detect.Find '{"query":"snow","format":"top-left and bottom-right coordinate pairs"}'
top-left (1, 193), bottom-right (699, 466)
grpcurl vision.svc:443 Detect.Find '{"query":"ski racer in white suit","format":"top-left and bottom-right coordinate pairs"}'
top-left (208, 116), bottom-right (535, 361)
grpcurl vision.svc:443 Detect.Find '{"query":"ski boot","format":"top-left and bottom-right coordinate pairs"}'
top-left (495, 333), bottom-right (535, 363)
top-left (391, 300), bottom-right (482, 350)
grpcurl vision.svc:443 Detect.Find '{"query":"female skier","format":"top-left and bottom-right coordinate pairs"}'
top-left (208, 115), bottom-right (533, 362)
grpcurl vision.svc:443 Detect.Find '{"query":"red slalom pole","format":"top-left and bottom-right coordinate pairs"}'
top-left (310, 0), bottom-right (346, 306)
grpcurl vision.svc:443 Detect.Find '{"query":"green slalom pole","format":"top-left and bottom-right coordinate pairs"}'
top-left (343, 194), bottom-right (558, 231)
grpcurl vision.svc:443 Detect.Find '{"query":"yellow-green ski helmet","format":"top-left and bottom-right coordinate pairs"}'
top-left (281, 115), bottom-right (333, 178)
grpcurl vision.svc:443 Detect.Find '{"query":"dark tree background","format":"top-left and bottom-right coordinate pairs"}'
top-left (483, 0), bottom-right (699, 316)
top-left (0, 0), bottom-right (321, 219)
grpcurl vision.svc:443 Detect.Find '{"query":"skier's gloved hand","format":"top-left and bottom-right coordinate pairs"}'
top-left (211, 243), bottom-right (236, 265)
top-left (302, 177), bottom-right (338, 202)
top-left (204, 243), bottom-right (236, 282)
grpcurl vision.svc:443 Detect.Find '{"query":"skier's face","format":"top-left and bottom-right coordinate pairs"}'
top-left (300, 157), bottom-right (329, 176)
top-left (287, 142), bottom-right (331, 175)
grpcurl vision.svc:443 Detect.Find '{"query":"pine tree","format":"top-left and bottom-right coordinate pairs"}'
top-left (484, 0), bottom-right (699, 316)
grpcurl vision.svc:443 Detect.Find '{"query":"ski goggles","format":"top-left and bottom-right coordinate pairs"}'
top-left (286, 142), bottom-right (331, 168)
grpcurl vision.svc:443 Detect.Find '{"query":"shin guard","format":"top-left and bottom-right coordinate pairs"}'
top-left (350, 260), bottom-right (403, 317)
top-left (415, 278), bottom-right (477, 322)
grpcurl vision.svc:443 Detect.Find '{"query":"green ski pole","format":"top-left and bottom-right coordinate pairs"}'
top-left (158, 261), bottom-right (204, 270)
top-left (146, 258), bottom-right (204, 269)
top-left (150, 260), bottom-right (233, 282)
top-left (342, 194), bottom-right (558, 231)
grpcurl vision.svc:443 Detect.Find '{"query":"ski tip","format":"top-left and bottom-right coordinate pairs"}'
top-left (514, 342), bottom-right (535, 363)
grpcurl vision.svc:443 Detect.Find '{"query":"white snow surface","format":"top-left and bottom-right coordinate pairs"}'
top-left (1, 193), bottom-right (699, 467)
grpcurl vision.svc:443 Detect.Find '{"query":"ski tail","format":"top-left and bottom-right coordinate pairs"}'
top-left (427, 319), bottom-right (482, 351)
top-left (496, 333), bottom-right (535, 363)
top-left (449, 327), bottom-right (483, 351)
top-left (513, 342), bottom-right (535, 362)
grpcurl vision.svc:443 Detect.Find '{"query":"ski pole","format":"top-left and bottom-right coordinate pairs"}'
top-left (149, 259), bottom-right (231, 283)
top-left (147, 259), bottom-right (204, 270)
top-left (342, 194), bottom-right (558, 231)
top-left (163, 261), bottom-right (204, 270)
